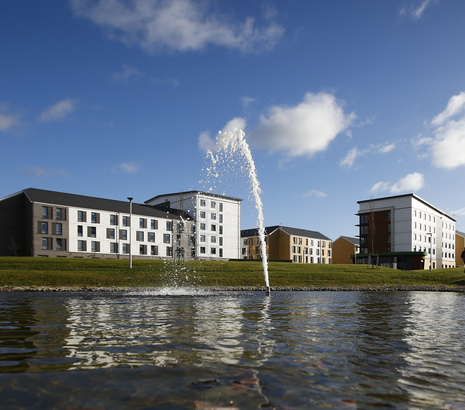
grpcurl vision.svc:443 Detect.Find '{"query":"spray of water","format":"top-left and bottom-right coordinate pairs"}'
top-left (205, 128), bottom-right (270, 292)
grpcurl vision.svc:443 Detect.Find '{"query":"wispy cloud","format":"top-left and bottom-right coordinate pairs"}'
top-left (0, 103), bottom-right (21, 132)
top-left (370, 172), bottom-right (425, 194)
top-left (414, 91), bottom-right (465, 169)
top-left (39, 98), bottom-right (78, 122)
top-left (112, 65), bottom-right (145, 82)
top-left (248, 92), bottom-right (356, 158)
top-left (340, 141), bottom-right (397, 168)
top-left (303, 189), bottom-right (328, 198)
top-left (70, 0), bottom-right (284, 54)
top-left (340, 147), bottom-right (363, 168)
top-left (111, 162), bottom-right (139, 174)
top-left (400, 0), bottom-right (436, 19)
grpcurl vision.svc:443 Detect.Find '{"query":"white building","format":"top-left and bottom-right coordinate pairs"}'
top-left (357, 193), bottom-right (456, 269)
top-left (145, 191), bottom-right (242, 260)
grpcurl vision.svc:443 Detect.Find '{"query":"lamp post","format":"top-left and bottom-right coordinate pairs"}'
top-left (427, 232), bottom-right (432, 272)
top-left (127, 197), bottom-right (133, 269)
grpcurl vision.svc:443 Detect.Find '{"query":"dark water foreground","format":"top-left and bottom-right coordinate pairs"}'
top-left (1, 290), bottom-right (465, 409)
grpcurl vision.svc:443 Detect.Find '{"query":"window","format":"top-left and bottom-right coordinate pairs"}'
top-left (78, 211), bottom-right (86, 222)
top-left (219, 214), bottom-right (223, 223)
top-left (163, 234), bottom-right (171, 244)
top-left (200, 199), bottom-right (206, 207)
top-left (110, 243), bottom-right (118, 254)
top-left (149, 232), bottom-right (155, 242)
top-left (78, 240), bottom-right (87, 252)
top-left (211, 201), bottom-right (216, 208)
top-left (77, 225), bottom-right (83, 237)
top-left (200, 211), bottom-right (206, 218)
top-left (42, 206), bottom-right (50, 219)
top-left (200, 223), bottom-right (206, 230)
top-left (219, 203), bottom-right (223, 212)
top-left (53, 223), bottom-right (62, 235)
top-left (40, 222), bottom-right (48, 234)
top-left (200, 235), bottom-right (206, 242)
top-left (137, 231), bottom-right (144, 241)
top-left (211, 224), bottom-right (217, 232)
top-left (151, 245), bottom-right (158, 256)
top-left (360, 214), bottom-right (368, 224)
top-left (42, 237), bottom-right (52, 250)
top-left (151, 219), bottom-right (158, 230)
top-left (211, 247), bottom-right (217, 255)
top-left (91, 212), bottom-right (100, 224)
top-left (123, 216), bottom-right (130, 226)
top-left (219, 237), bottom-right (223, 246)
top-left (91, 241), bottom-right (100, 253)
top-left (200, 247), bottom-right (206, 254)
top-left (56, 208), bottom-right (64, 220)
top-left (119, 230), bottom-right (127, 240)
top-left (211, 236), bottom-right (217, 243)
top-left (110, 214), bottom-right (118, 225)
top-left (107, 228), bottom-right (115, 239)
top-left (166, 247), bottom-right (173, 257)
top-left (219, 226), bottom-right (223, 235)
top-left (140, 218), bottom-right (147, 228)
top-left (140, 245), bottom-right (147, 255)
top-left (166, 221), bottom-right (173, 231)
top-left (56, 238), bottom-right (65, 251)
top-left (88, 227), bottom-right (96, 238)
top-left (123, 243), bottom-right (130, 254)
top-left (211, 213), bottom-right (217, 220)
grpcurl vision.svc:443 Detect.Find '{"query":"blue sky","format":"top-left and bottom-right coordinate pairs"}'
top-left (1, 0), bottom-right (465, 240)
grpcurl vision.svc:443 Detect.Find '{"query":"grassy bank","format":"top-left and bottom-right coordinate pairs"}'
top-left (0, 257), bottom-right (464, 289)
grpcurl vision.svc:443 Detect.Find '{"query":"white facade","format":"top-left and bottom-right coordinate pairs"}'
top-left (145, 191), bottom-right (242, 260)
top-left (358, 194), bottom-right (456, 269)
top-left (67, 205), bottom-right (175, 258)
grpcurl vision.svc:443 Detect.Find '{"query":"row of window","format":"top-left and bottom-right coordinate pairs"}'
top-left (199, 211), bottom-right (224, 222)
top-left (199, 246), bottom-right (223, 257)
top-left (38, 222), bottom-right (62, 235)
top-left (76, 240), bottom-right (172, 256)
top-left (42, 206), bottom-right (66, 221)
top-left (76, 225), bottom-right (172, 243)
top-left (199, 199), bottom-right (223, 212)
top-left (41, 237), bottom-right (66, 251)
top-left (77, 210), bottom-right (173, 231)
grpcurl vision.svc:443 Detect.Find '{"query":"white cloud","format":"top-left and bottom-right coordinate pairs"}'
top-left (112, 65), bottom-right (145, 82)
top-left (249, 92), bottom-right (356, 157)
top-left (415, 91), bottom-right (465, 169)
top-left (241, 96), bottom-right (256, 108)
top-left (450, 207), bottom-right (465, 217)
top-left (39, 98), bottom-right (78, 122)
top-left (431, 91), bottom-right (465, 126)
top-left (340, 147), bottom-right (361, 168)
top-left (370, 172), bottom-right (425, 194)
top-left (0, 104), bottom-right (21, 132)
top-left (119, 162), bottom-right (139, 174)
top-left (400, 0), bottom-right (436, 19)
top-left (303, 189), bottom-right (327, 198)
top-left (378, 143), bottom-right (396, 154)
top-left (23, 167), bottom-right (46, 177)
top-left (70, 0), bottom-right (284, 54)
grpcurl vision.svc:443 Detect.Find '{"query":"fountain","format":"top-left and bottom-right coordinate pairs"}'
top-left (206, 128), bottom-right (270, 294)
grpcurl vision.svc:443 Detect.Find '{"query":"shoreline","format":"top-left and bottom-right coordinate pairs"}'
top-left (1, 285), bottom-right (465, 292)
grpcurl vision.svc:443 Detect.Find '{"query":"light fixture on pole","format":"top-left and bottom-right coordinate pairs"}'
top-left (127, 197), bottom-right (133, 269)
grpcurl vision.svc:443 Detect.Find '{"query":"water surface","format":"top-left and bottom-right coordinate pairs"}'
top-left (1, 290), bottom-right (464, 409)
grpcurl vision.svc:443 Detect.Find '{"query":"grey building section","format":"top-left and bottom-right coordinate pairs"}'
top-left (0, 188), bottom-right (193, 258)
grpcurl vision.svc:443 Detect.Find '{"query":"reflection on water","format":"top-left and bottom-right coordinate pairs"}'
top-left (1, 290), bottom-right (465, 408)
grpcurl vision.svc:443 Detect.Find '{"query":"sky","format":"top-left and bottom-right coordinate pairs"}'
top-left (1, 0), bottom-right (465, 241)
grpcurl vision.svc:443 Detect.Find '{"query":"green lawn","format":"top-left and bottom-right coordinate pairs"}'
top-left (0, 257), bottom-right (464, 288)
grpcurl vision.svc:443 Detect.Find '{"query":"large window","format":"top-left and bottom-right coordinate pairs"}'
top-left (78, 211), bottom-right (86, 222)
top-left (140, 218), bottom-right (147, 228)
top-left (163, 234), bottom-right (171, 244)
top-left (123, 216), bottom-right (130, 227)
top-left (56, 208), bottom-right (64, 220)
top-left (40, 222), bottom-right (48, 234)
top-left (78, 240), bottom-right (86, 252)
top-left (110, 214), bottom-right (118, 225)
top-left (42, 237), bottom-right (52, 250)
top-left (151, 219), bottom-right (158, 230)
top-left (110, 243), bottom-right (118, 254)
top-left (56, 238), bottom-right (65, 251)
top-left (91, 212), bottom-right (100, 224)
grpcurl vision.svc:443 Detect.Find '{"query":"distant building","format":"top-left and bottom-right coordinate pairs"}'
top-left (145, 191), bottom-right (242, 260)
top-left (0, 188), bottom-right (194, 259)
top-left (241, 225), bottom-right (332, 264)
top-left (456, 231), bottom-right (465, 267)
top-left (357, 193), bottom-right (456, 270)
top-left (332, 236), bottom-right (359, 264)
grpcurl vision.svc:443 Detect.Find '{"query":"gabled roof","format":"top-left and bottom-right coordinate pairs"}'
top-left (145, 190), bottom-right (242, 204)
top-left (457, 231), bottom-right (465, 238)
top-left (334, 236), bottom-right (359, 245)
top-left (241, 225), bottom-right (331, 241)
top-left (5, 188), bottom-right (189, 220)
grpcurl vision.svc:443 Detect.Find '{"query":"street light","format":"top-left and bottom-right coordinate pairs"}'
top-left (127, 197), bottom-right (133, 269)
top-left (427, 232), bottom-right (432, 272)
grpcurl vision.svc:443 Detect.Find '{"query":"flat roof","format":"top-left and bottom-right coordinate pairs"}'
top-left (145, 190), bottom-right (242, 204)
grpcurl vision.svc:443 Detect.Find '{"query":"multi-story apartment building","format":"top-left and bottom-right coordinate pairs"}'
top-left (241, 225), bottom-right (332, 264)
top-left (0, 188), bottom-right (193, 259)
top-left (357, 193), bottom-right (456, 270)
top-left (332, 236), bottom-right (360, 264)
top-left (456, 231), bottom-right (465, 267)
top-left (145, 191), bottom-right (242, 260)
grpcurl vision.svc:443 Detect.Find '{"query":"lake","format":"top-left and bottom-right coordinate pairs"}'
top-left (1, 289), bottom-right (464, 409)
